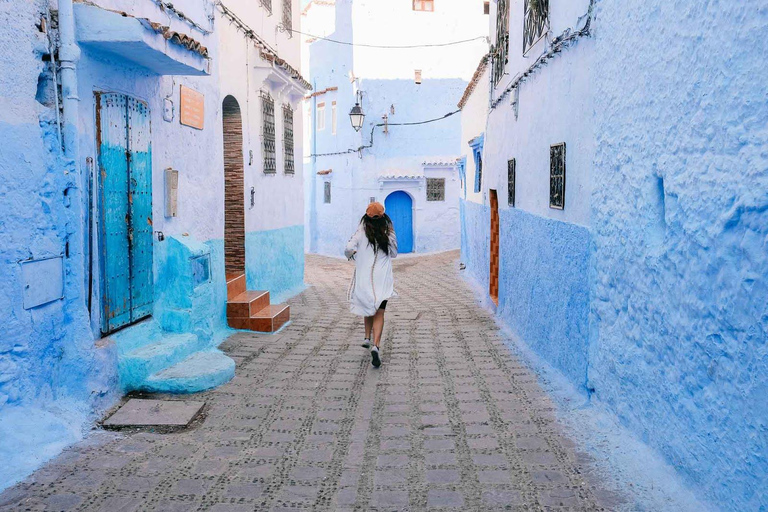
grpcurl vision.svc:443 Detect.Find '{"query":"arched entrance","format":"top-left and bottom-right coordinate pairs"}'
top-left (385, 191), bottom-right (413, 254)
top-left (222, 96), bottom-right (245, 276)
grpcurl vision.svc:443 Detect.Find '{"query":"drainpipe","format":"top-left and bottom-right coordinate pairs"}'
top-left (57, 0), bottom-right (88, 309)
top-left (57, 0), bottom-right (81, 161)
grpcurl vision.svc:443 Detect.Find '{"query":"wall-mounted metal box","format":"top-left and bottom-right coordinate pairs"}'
top-left (21, 256), bottom-right (64, 309)
top-left (165, 168), bottom-right (179, 217)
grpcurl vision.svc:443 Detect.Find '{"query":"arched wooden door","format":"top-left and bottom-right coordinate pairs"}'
top-left (222, 96), bottom-right (245, 277)
top-left (385, 191), bottom-right (413, 254)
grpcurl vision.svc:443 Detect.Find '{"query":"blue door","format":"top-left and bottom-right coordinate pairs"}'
top-left (385, 191), bottom-right (413, 254)
top-left (97, 93), bottom-right (153, 334)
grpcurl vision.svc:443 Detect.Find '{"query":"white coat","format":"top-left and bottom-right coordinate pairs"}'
top-left (345, 223), bottom-right (398, 317)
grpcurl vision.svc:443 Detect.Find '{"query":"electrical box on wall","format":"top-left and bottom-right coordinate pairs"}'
top-left (165, 168), bottom-right (179, 217)
top-left (163, 97), bottom-right (174, 122)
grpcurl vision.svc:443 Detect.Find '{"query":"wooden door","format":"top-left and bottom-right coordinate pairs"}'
top-left (96, 93), bottom-right (153, 333)
top-left (489, 189), bottom-right (499, 305)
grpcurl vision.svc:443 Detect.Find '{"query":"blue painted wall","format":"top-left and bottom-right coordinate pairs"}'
top-left (588, 1), bottom-right (768, 508)
top-left (462, 1), bottom-right (768, 509)
top-left (0, 0), bottom-right (118, 490)
top-left (246, 225), bottom-right (306, 304)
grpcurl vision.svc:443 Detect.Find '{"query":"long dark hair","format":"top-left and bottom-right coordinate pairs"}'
top-left (361, 214), bottom-right (393, 256)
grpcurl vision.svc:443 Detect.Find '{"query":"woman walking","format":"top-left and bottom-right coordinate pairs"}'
top-left (345, 202), bottom-right (398, 368)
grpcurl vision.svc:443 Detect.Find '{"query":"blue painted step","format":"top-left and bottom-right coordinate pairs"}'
top-left (143, 350), bottom-right (235, 394)
top-left (119, 333), bottom-right (207, 391)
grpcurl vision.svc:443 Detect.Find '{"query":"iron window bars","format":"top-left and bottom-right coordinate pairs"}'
top-left (324, 181), bottom-right (331, 203)
top-left (282, 0), bottom-right (292, 36)
top-left (283, 104), bottom-right (295, 174)
top-left (549, 143), bottom-right (565, 209)
top-left (492, 0), bottom-right (509, 86)
top-left (260, 0), bottom-right (272, 15)
top-left (426, 178), bottom-right (446, 201)
top-left (474, 152), bottom-right (483, 193)
top-left (261, 91), bottom-right (276, 174)
top-left (508, 158), bottom-right (516, 207)
top-left (523, 0), bottom-right (549, 55)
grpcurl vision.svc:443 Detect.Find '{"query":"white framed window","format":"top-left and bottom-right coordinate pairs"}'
top-left (317, 102), bottom-right (326, 131)
top-left (415, 70), bottom-right (422, 84)
top-left (331, 101), bottom-right (337, 135)
top-left (413, 0), bottom-right (434, 11)
top-left (427, 178), bottom-right (445, 201)
top-left (324, 181), bottom-right (331, 203)
top-left (484, 1), bottom-right (490, 14)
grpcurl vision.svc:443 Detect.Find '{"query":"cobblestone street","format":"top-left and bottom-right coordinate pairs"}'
top-left (1, 252), bottom-right (613, 511)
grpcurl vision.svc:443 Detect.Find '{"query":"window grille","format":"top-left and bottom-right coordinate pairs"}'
top-left (427, 178), bottom-right (445, 201)
top-left (261, 91), bottom-right (276, 174)
top-left (370, 197), bottom-right (376, 203)
top-left (484, 1), bottom-right (490, 15)
top-left (550, 143), bottom-right (565, 209)
top-left (492, 0), bottom-right (509, 86)
top-left (523, 0), bottom-right (549, 55)
top-left (507, 158), bottom-right (516, 207)
top-left (260, 0), bottom-right (272, 15)
top-left (413, 0), bottom-right (434, 11)
top-left (474, 152), bottom-right (483, 193)
top-left (282, 0), bottom-right (292, 36)
top-left (324, 181), bottom-right (331, 203)
top-left (283, 104), bottom-right (294, 175)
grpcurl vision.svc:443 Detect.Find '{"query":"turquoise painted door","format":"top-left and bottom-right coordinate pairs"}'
top-left (385, 191), bottom-right (413, 253)
top-left (97, 93), bottom-right (153, 333)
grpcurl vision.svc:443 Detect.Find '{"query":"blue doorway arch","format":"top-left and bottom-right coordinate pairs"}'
top-left (385, 191), bottom-right (413, 254)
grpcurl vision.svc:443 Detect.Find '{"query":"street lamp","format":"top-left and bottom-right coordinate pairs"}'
top-left (349, 102), bottom-right (365, 132)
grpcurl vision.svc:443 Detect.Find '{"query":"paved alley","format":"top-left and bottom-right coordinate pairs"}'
top-left (1, 252), bottom-right (613, 511)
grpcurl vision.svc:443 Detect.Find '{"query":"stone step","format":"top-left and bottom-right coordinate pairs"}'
top-left (143, 350), bottom-right (236, 394)
top-left (250, 304), bottom-right (291, 333)
top-left (119, 333), bottom-right (206, 391)
top-left (227, 290), bottom-right (270, 320)
top-left (226, 273), bottom-right (246, 301)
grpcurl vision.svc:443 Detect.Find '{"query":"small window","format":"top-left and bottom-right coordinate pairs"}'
top-left (427, 178), bottom-right (445, 201)
top-left (283, 104), bottom-right (294, 174)
top-left (414, 70), bottom-right (422, 85)
top-left (370, 196), bottom-right (376, 203)
top-left (484, 1), bottom-right (490, 14)
top-left (331, 101), bottom-right (337, 135)
top-left (324, 181), bottom-right (331, 203)
top-left (317, 102), bottom-right (326, 131)
top-left (413, 0), bottom-right (434, 11)
top-left (492, 0), bottom-right (509, 85)
top-left (550, 143), bottom-right (566, 209)
top-left (282, 0), bottom-right (292, 36)
top-left (524, 0), bottom-right (549, 55)
top-left (474, 153), bottom-right (483, 193)
top-left (507, 158), bottom-right (516, 207)
top-left (261, 91), bottom-right (276, 174)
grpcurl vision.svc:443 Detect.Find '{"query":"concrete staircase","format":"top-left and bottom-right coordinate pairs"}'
top-left (114, 321), bottom-right (235, 394)
top-left (226, 274), bottom-right (290, 332)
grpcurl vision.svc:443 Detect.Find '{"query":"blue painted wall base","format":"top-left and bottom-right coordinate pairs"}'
top-left (246, 225), bottom-right (306, 303)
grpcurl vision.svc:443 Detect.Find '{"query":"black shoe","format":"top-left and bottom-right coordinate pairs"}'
top-left (371, 347), bottom-right (381, 368)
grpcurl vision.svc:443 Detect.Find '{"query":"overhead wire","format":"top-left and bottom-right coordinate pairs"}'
top-left (310, 109), bottom-right (461, 158)
top-left (284, 26), bottom-right (488, 49)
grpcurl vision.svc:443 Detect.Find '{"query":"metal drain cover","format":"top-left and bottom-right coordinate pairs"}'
top-left (103, 399), bottom-right (204, 428)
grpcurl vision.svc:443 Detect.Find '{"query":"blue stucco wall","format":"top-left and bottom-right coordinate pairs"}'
top-left (460, 200), bottom-right (489, 293)
top-left (497, 208), bottom-right (591, 388)
top-left (462, 1), bottom-right (768, 509)
top-left (0, 0), bottom-right (118, 490)
top-left (246, 225), bottom-right (306, 303)
top-left (588, 1), bottom-right (768, 509)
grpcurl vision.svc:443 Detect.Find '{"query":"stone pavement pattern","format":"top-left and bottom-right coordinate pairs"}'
top-left (1, 252), bottom-right (613, 511)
